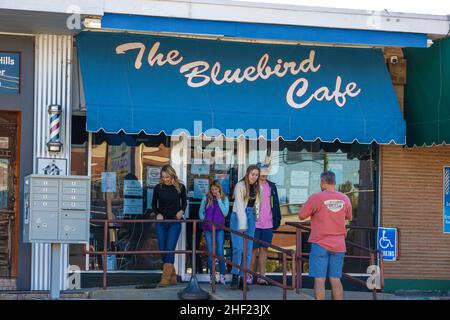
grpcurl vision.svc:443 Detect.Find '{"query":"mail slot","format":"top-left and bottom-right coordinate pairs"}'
top-left (62, 201), bottom-right (87, 210)
top-left (32, 186), bottom-right (58, 194)
top-left (62, 180), bottom-right (87, 188)
top-left (32, 179), bottom-right (59, 187)
top-left (63, 187), bottom-right (87, 195)
top-left (33, 201), bottom-right (58, 209)
top-left (62, 194), bottom-right (87, 202)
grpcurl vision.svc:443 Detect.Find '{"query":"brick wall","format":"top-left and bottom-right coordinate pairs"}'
top-left (380, 47), bottom-right (450, 280)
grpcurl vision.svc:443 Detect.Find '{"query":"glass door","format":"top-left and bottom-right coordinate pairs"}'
top-left (0, 111), bottom-right (19, 277)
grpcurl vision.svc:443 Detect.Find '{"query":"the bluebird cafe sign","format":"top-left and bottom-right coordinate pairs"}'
top-left (0, 52), bottom-right (20, 94)
top-left (77, 32), bottom-right (405, 143)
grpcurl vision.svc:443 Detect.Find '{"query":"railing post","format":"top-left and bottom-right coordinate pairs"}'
top-left (243, 237), bottom-right (247, 300)
top-left (103, 220), bottom-right (108, 290)
top-left (212, 223), bottom-right (216, 293)
top-left (291, 250), bottom-right (296, 291)
top-left (379, 251), bottom-right (385, 290)
top-left (193, 220), bottom-right (197, 274)
top-left (295, 228), bottom-right (303, 294)
top-left (370, 252), bottom-right (377, 300)
top-left (282, 252), bottom-right (287, 300)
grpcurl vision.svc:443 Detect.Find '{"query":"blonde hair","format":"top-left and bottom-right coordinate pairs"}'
top-left (160, 165), bottom-right (182, 193)
top-left (206, 180), bottom-right (226, 208)
top-left (240, 165), bottom-right (261, 202)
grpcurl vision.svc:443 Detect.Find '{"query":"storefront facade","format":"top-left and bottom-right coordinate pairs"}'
top-left (71, 27), bottom-right (407, 285)
top-left (1, 0), bottom-right (449, 292)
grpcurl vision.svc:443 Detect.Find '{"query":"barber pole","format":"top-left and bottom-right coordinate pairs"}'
top-left (47, 104), bottom-right (62, 152)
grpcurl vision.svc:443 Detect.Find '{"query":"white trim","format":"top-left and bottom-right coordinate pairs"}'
top-left (103, 0), bottom-right (450, 36)
top-left (0, 0), bottom-right (103, 15)
top-left (85, 132), bottom-right (92, 271)
top-left (2, 0), bottom-right (449, 36)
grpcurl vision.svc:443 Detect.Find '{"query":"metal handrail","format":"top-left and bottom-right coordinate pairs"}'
top-left (84, 218), bottom-right (295, 300)
top-left (286, 221), bottom-right (384, 300)
top-left (204, 219), bottom-right (295, 300)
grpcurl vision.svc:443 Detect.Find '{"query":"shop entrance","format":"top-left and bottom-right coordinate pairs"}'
top-left (80, 127), bottom-right (377, 283)
top-left (0, 111), bottom-right (20, 277)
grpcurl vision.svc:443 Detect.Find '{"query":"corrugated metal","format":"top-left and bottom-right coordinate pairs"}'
top-left (31, 34), bottom-right (73, 291)
top-left (380, 145), bottom-right (450, 280)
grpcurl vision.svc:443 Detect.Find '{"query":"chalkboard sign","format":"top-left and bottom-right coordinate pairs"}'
top-left (0, 52), bottom-right (20, 94)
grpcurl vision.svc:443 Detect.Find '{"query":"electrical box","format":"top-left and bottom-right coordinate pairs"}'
top-left (23, 175), bottom-right (91, 243)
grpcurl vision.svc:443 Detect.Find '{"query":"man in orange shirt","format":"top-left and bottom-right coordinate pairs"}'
top-left (299, 171), bottom-right (352, 300)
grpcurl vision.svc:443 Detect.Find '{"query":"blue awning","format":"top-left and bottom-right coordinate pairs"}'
top-left (77, 31), bottom-right (406, 144)
top-left (102, 14), bottom-right (427, 48)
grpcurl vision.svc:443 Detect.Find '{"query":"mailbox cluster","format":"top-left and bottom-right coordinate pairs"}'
top-left (24, 175), bottom-right (91, 243)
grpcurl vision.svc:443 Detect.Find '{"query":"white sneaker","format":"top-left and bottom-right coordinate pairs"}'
top-left (219, 274), bottom-right (226, 285)
top-left (209, 274), bottom-right (216, 284)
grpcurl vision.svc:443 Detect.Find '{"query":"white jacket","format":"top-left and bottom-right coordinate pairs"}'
top-left (232, 181), bottom-right (262, 230)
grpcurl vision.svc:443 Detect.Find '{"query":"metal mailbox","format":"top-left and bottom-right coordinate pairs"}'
top-left (23, 175), bottom-right (91, 243)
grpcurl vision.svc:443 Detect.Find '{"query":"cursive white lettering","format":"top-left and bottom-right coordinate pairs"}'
top-left (286, 76), bottom-right (362, 109)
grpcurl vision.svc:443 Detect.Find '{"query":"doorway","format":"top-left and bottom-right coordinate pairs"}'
top-left (0, 111), bottom-right (20, 277)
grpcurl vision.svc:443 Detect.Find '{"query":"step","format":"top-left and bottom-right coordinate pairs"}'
top-left (0, 278), bottom-right (16, 291)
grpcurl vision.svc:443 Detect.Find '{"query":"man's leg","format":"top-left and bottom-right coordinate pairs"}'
top-left (309, 243), bottom-right (329, 300)
top-left (314, 278), bottom-right (326, 300)
top-left (328, 251), bottom-right (345, 300)
top-left (329, 278), bottom-right (344, 300)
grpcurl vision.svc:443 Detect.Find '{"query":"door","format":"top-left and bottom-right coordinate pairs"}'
top-left (0, 111), bottom-right (19, 277)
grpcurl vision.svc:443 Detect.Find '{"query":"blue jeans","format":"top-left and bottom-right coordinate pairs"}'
top-left (230, 207), bottom-right (256, 276)
top-left (156, 222), bottom-right (182, 264)
top-left (309, 243), bottom-right (345, 278)
top-left (204, 230), bottom-right (226, 275)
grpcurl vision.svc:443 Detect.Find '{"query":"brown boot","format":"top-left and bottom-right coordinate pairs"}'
top-left (170, 264), bottom-right (177, 285)
top-left (158, 263), bottom-right (171, 287)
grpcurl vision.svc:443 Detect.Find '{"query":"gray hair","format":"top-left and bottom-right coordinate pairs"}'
top-left (320, 171), bottom-right (336, 185)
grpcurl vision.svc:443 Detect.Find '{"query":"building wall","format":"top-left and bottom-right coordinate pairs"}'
top-left (0, 35), bottom-right (35, 290)
top-left (31, 34), bottom-right (73, 290)
top-left (381, 48), bottom-right (450, 284)
top-left (380, 145), bottom-right (450, 281)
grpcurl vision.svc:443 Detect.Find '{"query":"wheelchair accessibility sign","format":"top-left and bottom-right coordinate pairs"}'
top-left (377, 227), bottom-right (397, 261)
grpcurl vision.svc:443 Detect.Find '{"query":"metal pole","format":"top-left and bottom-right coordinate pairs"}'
top-left (103, 221), bottom-right (108, 290)
top-left (296, 228), bottom-right (303, 293)
top-left (178, 220), bottom-right (210, 300)
top-left (243, 237), bottom-right (247, 300)
top-left (49, 243), bottom-right (61, 299)
top-left (282, 252), bottom-right (287, 300)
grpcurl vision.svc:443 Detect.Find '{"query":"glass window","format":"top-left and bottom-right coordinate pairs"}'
top-left (89, 135), bottom-right (173, 271)
top-left (185, 137), bottom-right (238, 274)
top-left (247, 140), bottom-right (377, 274)
top-left (69, 116), bottom-right (89, 270)
top-left (0, 159), bottom-right (8, 209)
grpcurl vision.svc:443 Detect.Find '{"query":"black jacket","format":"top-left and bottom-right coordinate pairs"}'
top-left (266, 180), bottom-right (282, 230)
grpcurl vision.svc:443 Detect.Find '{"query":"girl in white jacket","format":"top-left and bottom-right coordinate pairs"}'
top-left (229, 165), bottom-right (262, 290)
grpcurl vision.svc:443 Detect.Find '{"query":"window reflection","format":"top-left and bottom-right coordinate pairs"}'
top-left (247, 141), bottom-right (376, 274)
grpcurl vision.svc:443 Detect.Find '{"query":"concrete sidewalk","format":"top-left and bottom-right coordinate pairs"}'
top-left (80, 283), bottom-right (396, 300)
top-left (0, 282), bottom-right (407, 300)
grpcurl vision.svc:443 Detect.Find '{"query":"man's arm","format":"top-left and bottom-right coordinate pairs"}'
top-left (345, 197), bottom-right (353, 221)
top-left (299, 196), bottom-right (315, 220)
